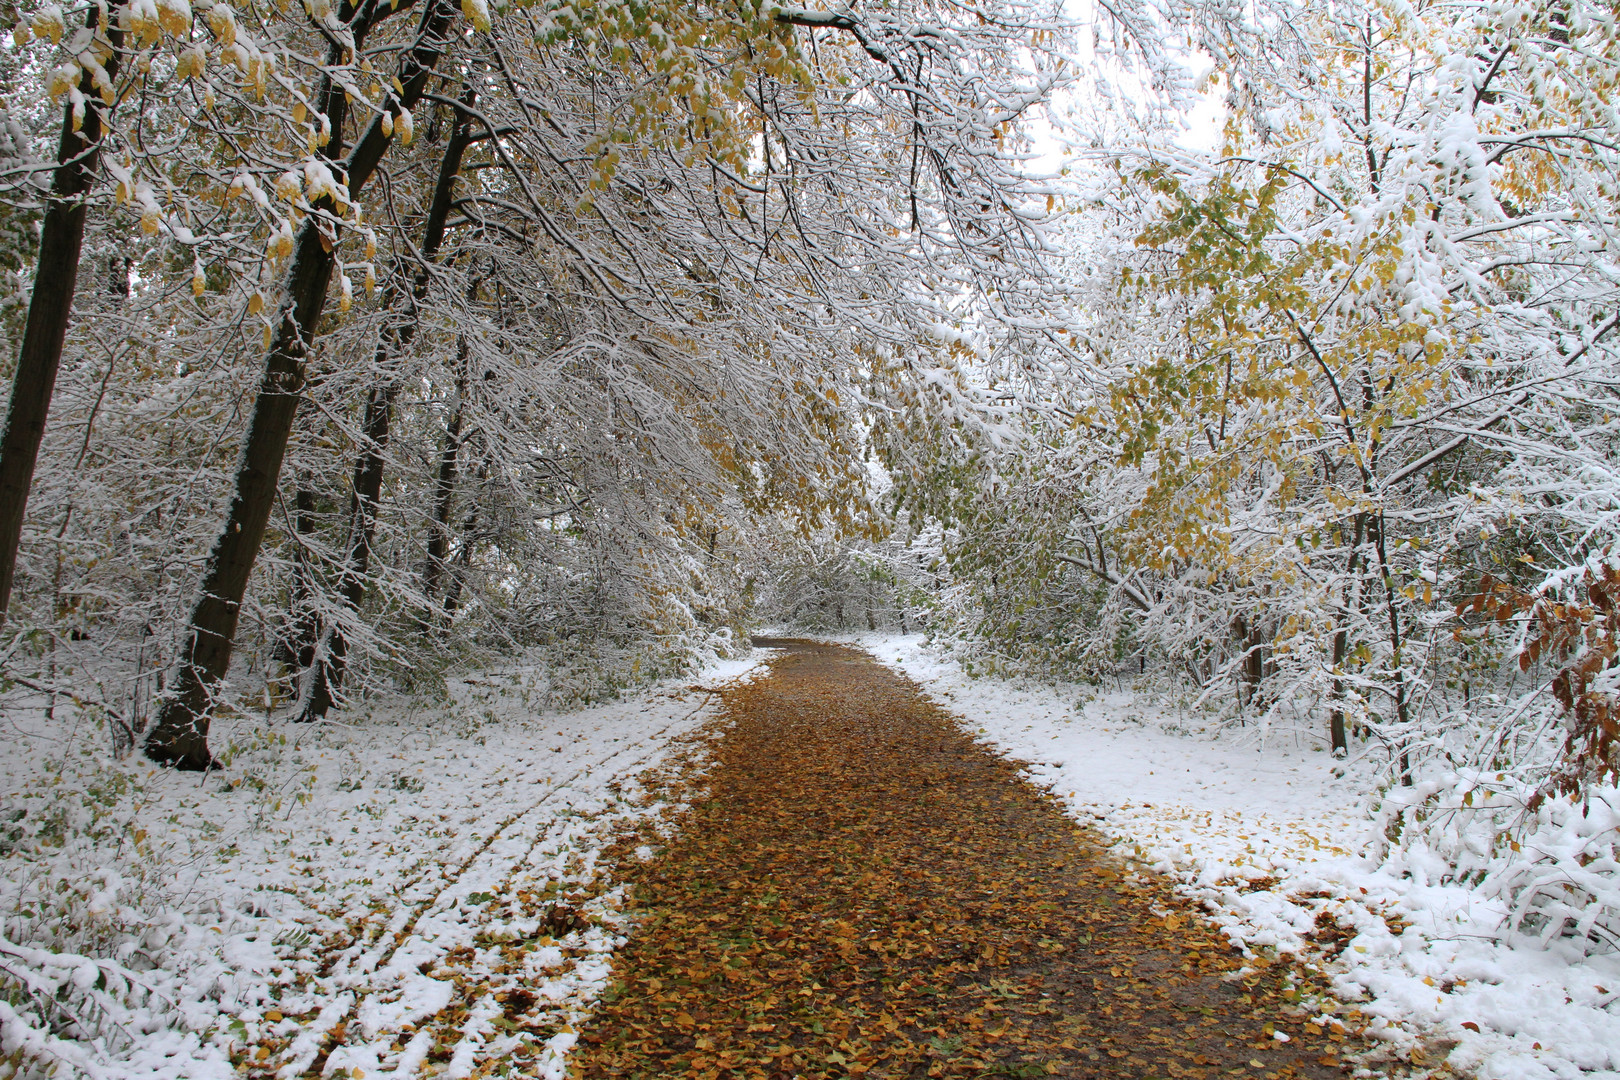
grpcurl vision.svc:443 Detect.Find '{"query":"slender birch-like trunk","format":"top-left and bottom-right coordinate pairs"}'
top-left (296, 94), bottom-right (475, 723)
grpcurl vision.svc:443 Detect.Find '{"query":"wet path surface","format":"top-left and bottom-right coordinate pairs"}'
top-left (577, 640), bottom-right (1363, 1079)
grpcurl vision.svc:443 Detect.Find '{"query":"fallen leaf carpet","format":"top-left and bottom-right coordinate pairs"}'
top-left (577, 640), bottom-right (1368, 1080)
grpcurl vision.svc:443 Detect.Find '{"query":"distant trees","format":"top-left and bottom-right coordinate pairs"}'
top-left (759, 529), bottom-right (938, 634)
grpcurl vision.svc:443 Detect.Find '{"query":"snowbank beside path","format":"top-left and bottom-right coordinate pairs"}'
top-left (0, 650), bottom-right (769, 1080)
top-left (860, 634), bottom-right (1620, 1080)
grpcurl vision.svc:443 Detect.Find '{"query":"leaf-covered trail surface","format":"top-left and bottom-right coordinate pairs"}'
top-left (578, 641), bottom-right (1371, 1079)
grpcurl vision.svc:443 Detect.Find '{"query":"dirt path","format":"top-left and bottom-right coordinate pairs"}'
top-left (577, 641), bottom-right (1367, 1079)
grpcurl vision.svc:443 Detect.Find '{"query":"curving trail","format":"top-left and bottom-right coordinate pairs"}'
top-left (577, 640), bottom-right (1367, 1080)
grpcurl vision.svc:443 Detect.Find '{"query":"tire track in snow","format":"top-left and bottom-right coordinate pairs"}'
top-left (274, 684), bottom-right (730, 1079)
top-left (344, 687), bottom-right (721, 971)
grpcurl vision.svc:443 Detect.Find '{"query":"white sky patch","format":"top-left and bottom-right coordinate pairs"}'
top-left (1022, 0), bottom-right (1227, 175)
top-left (1175, 64), bottom-right (1228, 155)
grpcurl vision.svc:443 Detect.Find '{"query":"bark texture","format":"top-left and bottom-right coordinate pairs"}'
top-left (421, 357), bottom-right (467, 611)
top-left (295, 384), bottom-right (395, 723)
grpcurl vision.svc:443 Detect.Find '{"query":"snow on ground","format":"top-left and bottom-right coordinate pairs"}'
top-left (0, 650), bottom-right (769, 1080)
top-left (860, 634), bottom-right (1620, 1080)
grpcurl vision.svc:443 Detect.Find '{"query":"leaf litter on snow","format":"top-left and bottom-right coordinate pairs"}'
top-left (0, 651), bottom-right (770, 1080)
top-left (860, 633), bottom-right (1620, 1080)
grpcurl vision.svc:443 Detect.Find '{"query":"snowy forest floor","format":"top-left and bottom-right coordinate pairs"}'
top-left (6, 637), bottom-right (1617, 1080)
top-left (0, 651), bottom-right (766, 1080)
top-left (573, 639), bottom-right (1370, 1079)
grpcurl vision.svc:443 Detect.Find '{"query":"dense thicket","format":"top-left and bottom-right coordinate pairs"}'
top-left (6, 0), bottom-right (1615, 956)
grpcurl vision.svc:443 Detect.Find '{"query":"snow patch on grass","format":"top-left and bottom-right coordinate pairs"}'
top-left (0, 650), bottom-right (769, 1080)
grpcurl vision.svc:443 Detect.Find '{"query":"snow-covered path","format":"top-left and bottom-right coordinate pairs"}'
top-left (864, 635), bottom-right (1620, 1080)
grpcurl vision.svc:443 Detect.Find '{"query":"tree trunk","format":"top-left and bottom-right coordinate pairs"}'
top-left (1328, 633), bottom-right (1349, 755)
top-left (1247, 622), bottom-right (1264, 700)
top-left (273, 483), bottom-right (319, 676)
top-left (1327, 511), bottom-right (1367, 758)
top-left (442, 458), bottom-right (488, 618)
top-left (145, 0), bottom-right (460, 769)
top-left (0, 5), bottom-right (124, 621)
top-left (421, 348), bottom-right (469, 613)
top-left (295, 383), bottom-right (395, 722)
top-left (1369, 509), bottom-right (1413, 784)
top-left (297, 96), bottom-right (475, 723)
top-left (1233, 613), bottom-right (1263, 709)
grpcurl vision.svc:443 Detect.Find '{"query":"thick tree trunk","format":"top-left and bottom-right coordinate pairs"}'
top-left (145, 0), bottom-right (460, 768)
top-left (296, 99), bottom-right (474, 723)
top-left (143, 210), bottom-right (340, 768)
top-left (0, 6), bottom-right (124, 621)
